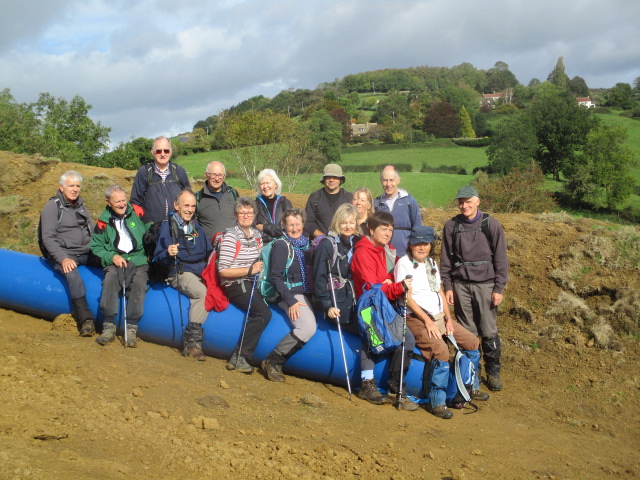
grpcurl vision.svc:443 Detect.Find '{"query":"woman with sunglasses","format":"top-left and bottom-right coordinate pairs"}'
top-left (394, 226), bottom-right (489, 419)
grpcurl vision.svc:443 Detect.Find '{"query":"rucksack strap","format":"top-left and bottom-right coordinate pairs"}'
top-left (446, 334), bottom-right (473, 405)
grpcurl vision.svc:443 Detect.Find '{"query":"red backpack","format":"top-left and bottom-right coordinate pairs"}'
top-left (201, 228), bottom-right (262, 312)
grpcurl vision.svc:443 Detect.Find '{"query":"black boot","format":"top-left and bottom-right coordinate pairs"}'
top-left (262, 351), bottom-right (286, 382)
top-left (183, 323), bottom-right (206, 361)
top-left (482, 335), bottom-right (503, 391)
top-left (72, 297), bottom-right (95, 337)
top-left (358, 379), bottom-right (389, 405)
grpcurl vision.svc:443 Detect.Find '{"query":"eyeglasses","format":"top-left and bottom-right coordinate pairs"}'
top-left (154, 149), bottom-right (171, 155)
top-left (237, 212), bottom-right (254, 217)
top-left (205, 172), bottom-right (226, 179)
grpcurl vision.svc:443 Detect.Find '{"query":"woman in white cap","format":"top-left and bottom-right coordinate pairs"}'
top-left (394, 225), bottom-right (489, 419)
top-left (303, 164), bottom-right (352, 239)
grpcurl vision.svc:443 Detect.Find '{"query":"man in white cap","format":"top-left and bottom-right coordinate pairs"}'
top-left (303, 164), bottom-right (352, 238)
top-left (440, 185), bottom-right (509, 392)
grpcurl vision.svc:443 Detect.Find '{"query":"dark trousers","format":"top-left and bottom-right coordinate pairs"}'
top-left (99, 264), bottom-right (149, 325)
top-left (225, 280), bottom-right (272, 359)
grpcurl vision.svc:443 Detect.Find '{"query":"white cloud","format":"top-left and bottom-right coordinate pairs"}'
top-left (1, 0), bottom-right (639, 145)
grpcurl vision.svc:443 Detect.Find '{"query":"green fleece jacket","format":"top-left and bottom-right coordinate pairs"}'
top-left (90, 203), bottom-right (150, 267)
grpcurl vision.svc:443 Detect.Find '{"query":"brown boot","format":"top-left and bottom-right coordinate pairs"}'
top-left (262, 352), bottom-right (285, 382)
top-left (358, 379), bottom-right (390, 405)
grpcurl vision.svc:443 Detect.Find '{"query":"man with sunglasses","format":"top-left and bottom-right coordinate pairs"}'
top-left (195, 160), bottom-right (238, 243)
top-left (130, 136), bottom-right (190, 224)
top-left (153, 189), bottom-right (213, 360)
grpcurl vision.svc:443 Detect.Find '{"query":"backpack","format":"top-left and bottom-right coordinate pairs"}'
top-left (356, 283), bottom-right (404, 355)
top-left (38, 196), bottom-right (63, 259)
top-left (145, 162), bottom-right (187, 191)
top-left (258, 237), bottom-right (302, 303)
top-left (452, 213), bottom-right (494, 255)
top-left (202, 227), bottom-right (262, 312)
top-left (445, 335), bottom-right (478, 412)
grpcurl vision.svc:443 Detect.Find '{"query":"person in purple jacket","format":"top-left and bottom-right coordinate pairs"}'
top-left (440, 185), bottom-right (509, 392)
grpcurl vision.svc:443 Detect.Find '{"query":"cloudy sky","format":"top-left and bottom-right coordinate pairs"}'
top-left (2, 0), bottom-right (639, 146)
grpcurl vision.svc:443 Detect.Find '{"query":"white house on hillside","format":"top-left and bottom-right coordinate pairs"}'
top-left (576, 96), bottom-right (595, 108)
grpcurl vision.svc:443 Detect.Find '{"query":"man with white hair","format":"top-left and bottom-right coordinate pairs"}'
top-left (373, 165), bottom-right (422, 257)
top-left (195, 160), bottom-right (238, 242)
top-left (91, 185), bottom-right (150, 347)
top-left (39, 170), bottom-right (96, 336)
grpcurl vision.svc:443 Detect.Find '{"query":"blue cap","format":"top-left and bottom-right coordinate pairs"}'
top-left (408, 226), bottom-right (438, 245)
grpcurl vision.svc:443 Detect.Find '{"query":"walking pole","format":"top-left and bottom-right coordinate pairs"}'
top-left (121, 277), bottom-right (128, 348)
top-left (174, 255), bottom-right (186, 354)
top-left (327, 259), bottom-right (352, 400)
top-left (236, 272), bottom-right (259, 370)
top-left (397, 274), bottom-right (413, 409)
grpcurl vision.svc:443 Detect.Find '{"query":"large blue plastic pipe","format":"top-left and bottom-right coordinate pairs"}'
top-left (0, 249), bottom-right (426, 396)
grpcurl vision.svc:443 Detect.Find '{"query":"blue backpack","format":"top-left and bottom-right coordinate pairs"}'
top-left (445, 335), bottom-right (478, 412)
top-left (356, 283), bottom-right (404, 355)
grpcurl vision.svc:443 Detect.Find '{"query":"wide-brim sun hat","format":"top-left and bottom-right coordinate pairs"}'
top-left (319, 163), bottom-right (346, 184)
top-left (408, 226), bottom-right (439, 245)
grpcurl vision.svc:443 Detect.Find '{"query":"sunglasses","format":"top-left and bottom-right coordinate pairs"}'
top-left (154, 149), bottom-right (171, 155)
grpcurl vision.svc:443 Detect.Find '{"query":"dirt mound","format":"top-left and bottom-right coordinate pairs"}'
top-left (1, 151), bottom-right (639, 479)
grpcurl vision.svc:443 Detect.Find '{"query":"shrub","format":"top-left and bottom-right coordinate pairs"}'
top-left (341, 163), bottom-right (412, 173)
top-left (452, 137), bottom-right (491, 147)
top-left (420, 163), bottom-right (467, 175)
top-left (472, 162), bottom-right (557, 213)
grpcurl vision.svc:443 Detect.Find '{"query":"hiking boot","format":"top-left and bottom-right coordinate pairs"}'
top-left (358, 379), bottom-right (389, 405)
top-left (79, 319), bottom-right (96, 337)
top-left (96, 323), bottom-right (116, 346)
top-left (226, 351), bottom-right (238, 370)
top-left (262, 353), bottom-right (285, 382)
top-left (184, 343), bottom-right (206, 361)
top-left (394, 394), bottom-right (420, 412)
top-left (183, 323), bottom-right (206, 361)
top-left (473, 390), bottom-right (490, 401)
top-left (431, 405), bottom-right (453, 420)
top-left (125, 324), bottom-right (138, 348)
top-left (487, 374), bottom-right (503, 391)
top-left (234, 355), bottom-right (254, 374)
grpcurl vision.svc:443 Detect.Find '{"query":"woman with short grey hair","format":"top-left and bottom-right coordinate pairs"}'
top-left (254, 168), bottom-right (292, 243)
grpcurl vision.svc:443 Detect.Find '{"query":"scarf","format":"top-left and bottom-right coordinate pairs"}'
top-left (286, 234), bottom-right (310, 294)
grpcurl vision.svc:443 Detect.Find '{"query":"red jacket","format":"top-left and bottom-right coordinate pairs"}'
top-left (351, 236), bottom-right (405, 300)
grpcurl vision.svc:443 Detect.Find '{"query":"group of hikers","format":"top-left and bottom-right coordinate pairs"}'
top-left (39, 136), bottom-right (508, 420)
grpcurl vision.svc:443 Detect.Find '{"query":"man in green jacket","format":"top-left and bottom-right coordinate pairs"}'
top-left (90, 185), bottom-right (151, 347)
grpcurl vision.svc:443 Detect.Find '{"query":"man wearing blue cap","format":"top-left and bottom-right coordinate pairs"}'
top-left (440, 186), bottom-right (509, 392)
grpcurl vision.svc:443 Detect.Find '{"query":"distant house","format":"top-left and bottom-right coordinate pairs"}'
top-left (351, 122), bottom-right (378, 136)
top-left (576, 96), bottom-right (595, 108)
top-left (481, 92), bottom-right (505, 108)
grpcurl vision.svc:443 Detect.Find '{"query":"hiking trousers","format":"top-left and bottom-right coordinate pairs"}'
top-left (452, 281), bottom-right (498, 338)
top-left (169, 272), bottom-right (207, 325)
top-left (407, 313), bottom-right (479, 362)
top-left (225, 279), bottom-right (272, 358)
top-left (100, 264), bottom-right (148, 324)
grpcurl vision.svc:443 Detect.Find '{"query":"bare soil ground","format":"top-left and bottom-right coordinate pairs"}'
top-left (0, 152), bottom-right (639, 480)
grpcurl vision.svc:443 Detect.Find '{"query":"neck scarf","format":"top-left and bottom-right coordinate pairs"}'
top-left (286, 234), bottom-right (310, 294)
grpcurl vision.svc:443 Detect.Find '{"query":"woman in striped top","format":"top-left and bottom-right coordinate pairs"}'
top-left (218, 197), bottom-right (272, 374)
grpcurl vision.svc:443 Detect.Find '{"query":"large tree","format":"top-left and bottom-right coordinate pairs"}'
top-left (423, 101), bottom-right (460, 138)
top-left (565, 125), bottom-right (637, 209)
top-left (32, 93), bottom-right (111, 164)
top-left (547, 56), bottom-right (569, 91)
top-left (307, 109), bottom-right (343, 163)
top-left (486, 113), bottom-right (538, 175)
top-left (485, 61), bottom-right (519, 93)
top-left (569, 76), bottom-right (589, 97)
top-left (526, 85), bottom-right (599, 180)
top-left (0, 88), bottom-right (41, 154)
top-left (607, 83), bottom-right (635, 110)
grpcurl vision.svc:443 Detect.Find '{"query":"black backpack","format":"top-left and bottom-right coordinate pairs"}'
top-left (37, 196), bottom-right (63, 259)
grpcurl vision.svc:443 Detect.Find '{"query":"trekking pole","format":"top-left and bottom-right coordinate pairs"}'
top-left (327, 259), bottom-right (352, 400)
top-left (121, 276), bottom-right (128, 349)
top-left (236, 270), bottom-right (259, 370)
top-left (397, 274), bottom-right (413, 410)
top-left (174, 254), bottom-right (186, 354)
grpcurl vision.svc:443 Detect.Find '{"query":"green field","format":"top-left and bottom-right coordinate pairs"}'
top-left (173, 112), bottom-right (640, 214)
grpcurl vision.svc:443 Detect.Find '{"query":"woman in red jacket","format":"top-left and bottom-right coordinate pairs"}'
top-left (351, 211), bottom-right (418, 411)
